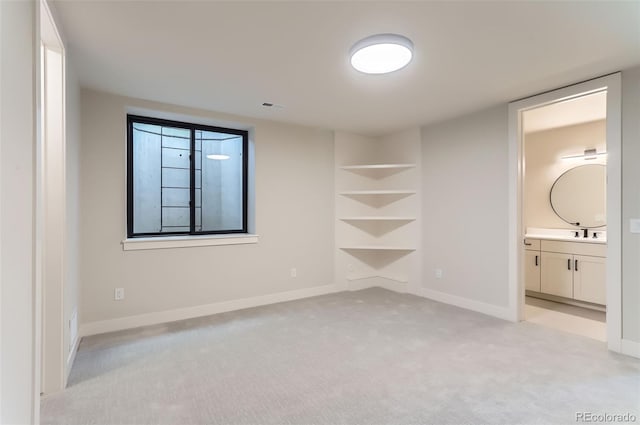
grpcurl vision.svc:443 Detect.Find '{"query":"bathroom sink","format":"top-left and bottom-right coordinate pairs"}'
top-left (525, 227), bottom-right (607, 244)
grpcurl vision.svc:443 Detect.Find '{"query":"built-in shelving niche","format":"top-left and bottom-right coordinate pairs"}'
top-left (335, 131), bottom-right (421, 291)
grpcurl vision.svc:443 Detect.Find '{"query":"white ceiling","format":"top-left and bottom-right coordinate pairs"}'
top-left (523, 91), bottom-right (607, 134)
top-left (51, 1), bottom-right (640, 136)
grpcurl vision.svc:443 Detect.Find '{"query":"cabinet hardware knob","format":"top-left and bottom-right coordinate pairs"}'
top-left (535, 255), bottom-right (538, 266)
top-left (575, 259), bottom-right (578, 271)
top-left (568, 259), bottom-right (571, 270)
top-left (524, 242), bottom-right (532, 246)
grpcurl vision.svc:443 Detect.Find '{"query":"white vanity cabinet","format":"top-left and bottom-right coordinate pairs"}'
top-left (525, 238), bottom-right (606, 306)
top-left (540, 251), bottom-right (574, 298)
top-left (524, 239), bottom-right (541, 292)
top-left (573, 255), bottom-right (606, 305)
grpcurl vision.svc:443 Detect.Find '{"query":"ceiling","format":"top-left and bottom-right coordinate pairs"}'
top-left (51, 1), bottom-right (640, 136)
top-left (523, 91), bottom-right (607, 134)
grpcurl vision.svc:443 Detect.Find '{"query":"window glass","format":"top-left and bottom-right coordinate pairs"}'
top-left (128, 116), bottom-right (247, 237)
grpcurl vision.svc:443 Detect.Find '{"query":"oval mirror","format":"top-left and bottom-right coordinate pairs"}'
top-left (550, 164), bottom-right (606, 228)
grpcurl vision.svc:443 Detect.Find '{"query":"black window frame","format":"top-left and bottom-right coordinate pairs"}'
top-left (127, 114), bottom-right (249, 238)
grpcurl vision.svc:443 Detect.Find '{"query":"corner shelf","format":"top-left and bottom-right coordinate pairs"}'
top-left (340, 246), bottom-right (416, 251)
top-left (341, 163), bottom-right (416, 171)
top-left (347, 274), bottom-right (408, 283)
top-left (335, 134), bottom-right (420, 290)
top-left (340, 216), bottom-right (416, 221)
top-left (339, 190), bottom-right (416, 196)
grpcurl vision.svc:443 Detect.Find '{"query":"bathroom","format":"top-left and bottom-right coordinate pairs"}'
top-left (522, 91), bottom-right (607, 341)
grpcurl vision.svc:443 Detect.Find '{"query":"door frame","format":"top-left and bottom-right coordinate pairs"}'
top-left (36, 0), bottom-right (67, 402)
top-left (507, 73), bottom-right (622, 353)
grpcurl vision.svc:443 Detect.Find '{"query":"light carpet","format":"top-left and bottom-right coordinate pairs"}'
top-left (41, 288), bottom-right (640, 425)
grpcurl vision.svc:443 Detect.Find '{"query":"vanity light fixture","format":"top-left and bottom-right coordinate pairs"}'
top-left (561, 148), bottom-right (607, 160)
top-left (206, 154), bottom-right (230, 160)
top-left (350, 34), bottom-right (414, 74)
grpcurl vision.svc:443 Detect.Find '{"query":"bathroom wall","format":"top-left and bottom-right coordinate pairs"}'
top-left (524, 120), bottom-right (606, 230)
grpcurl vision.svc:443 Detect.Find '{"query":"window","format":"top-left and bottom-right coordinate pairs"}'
top-left (127, 115), bottom-right (248, 238)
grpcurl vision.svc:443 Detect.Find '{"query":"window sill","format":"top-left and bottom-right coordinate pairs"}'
top-left (122, 234), bottom-right (259, 251)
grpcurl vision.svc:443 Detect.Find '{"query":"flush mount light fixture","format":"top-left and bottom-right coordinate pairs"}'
top-left (561, 148), bottom-right (607, 160)
top-left (350, 33), bottom-right (414, 74)
top-left (206, 154), bottom-right (230, 160)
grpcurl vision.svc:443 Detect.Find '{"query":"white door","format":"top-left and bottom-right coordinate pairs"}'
top-left (524, 250), bottom-right (541, 292)
top-left (541, 251), bottom-right (573, 298)
top-left (573, 255), bottom-right (606, 305)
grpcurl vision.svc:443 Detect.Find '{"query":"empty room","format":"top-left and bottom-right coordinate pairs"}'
top-left (2, 1), bottom-right (640, 424)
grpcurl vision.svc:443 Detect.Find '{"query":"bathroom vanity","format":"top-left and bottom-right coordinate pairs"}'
top-left (523, 163), bottom-right (607, 308)
top-left (524, 233), bottom-right (606, 306)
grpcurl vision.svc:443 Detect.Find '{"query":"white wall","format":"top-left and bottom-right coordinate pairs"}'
top-left (0, 0), bottom-right (36, 422)
top-left (621, 66), bottom-right (640, 343)
top-left (79, 89), bottom-right (334, 328)
top-left (524, 120), bottom-right (606, 230)
top-left (420, 105), bottom-right (510, 309)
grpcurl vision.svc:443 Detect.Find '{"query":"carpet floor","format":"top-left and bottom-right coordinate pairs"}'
top-left (41, 288), bottom-right (640, 425)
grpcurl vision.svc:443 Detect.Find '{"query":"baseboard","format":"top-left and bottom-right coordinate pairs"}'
top-left (346, 277), bottom-right (408, 293)
top-left (65, 335), bottom-right (81, 386)
top-left (346, 279), bottom-right (375, 292)
top-left (80, 283), bottom-right (339, 337)
top-left (374, 278), bottom-right (408, 293)
top-left (412, 287), bottom-right (512, 321)
top-left (621, 339), bottom-right (640, 358)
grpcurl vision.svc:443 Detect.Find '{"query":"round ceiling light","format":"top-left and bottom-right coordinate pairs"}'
top-left (350, 34), bottom-right (413, 74)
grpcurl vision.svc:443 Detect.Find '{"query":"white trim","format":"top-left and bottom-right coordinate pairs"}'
top-left (39, 0), bottom-right (68, 398)
top-left (508, 73), bottom-right (623, 353)
top-left (346, 279), bottom-right (377, 292)
top-left (375, 279), bottom-right (409, 294)
top-left (621, 339), bottom-right (640, 359)
top-left (412, 287), bottom-right (513, 321)
top-left (80, 283), bottom-right (338, 337)
top-left (340, 163), bottom-right (416, 170)
top-left (64, 334), bottom-right (79, 386)
top-left (345, 277), bottom-right (409, 293)
top-left (122, 234), bottom-right (259, 251)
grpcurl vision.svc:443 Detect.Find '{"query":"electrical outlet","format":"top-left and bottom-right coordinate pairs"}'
top-left (290, 268), bottom-right (297, 278)
top-left (630, 219), bottom-right (640, 234)
top-left (435, 269), bottom-right (443, 279)
top-left (114, 287), bottom-right (125, 300)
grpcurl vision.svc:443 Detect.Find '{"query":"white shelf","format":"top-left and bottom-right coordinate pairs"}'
top-left (347, 274), bottom-right (408, 283)
top-left (341, 163), bottom-right (416, 170)
top-left (340, 216), bottom-right (416, 221)
top-left (339, 190), bottom-right (416, 196)
top-left (340, 246), bottom-right (416, 251)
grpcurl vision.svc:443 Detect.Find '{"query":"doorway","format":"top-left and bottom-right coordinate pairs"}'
top-left (508, 74), bottom-right (622, 352)
top-left (521, 92), bottom-right (607, 341)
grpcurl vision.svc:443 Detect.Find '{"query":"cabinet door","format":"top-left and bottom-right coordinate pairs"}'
top-left (524, 250), bottom-right (541, 292)
top-left (573, 255), bottom-right (606, 305)
top-left (541, 251), bottom-right (573, 298)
